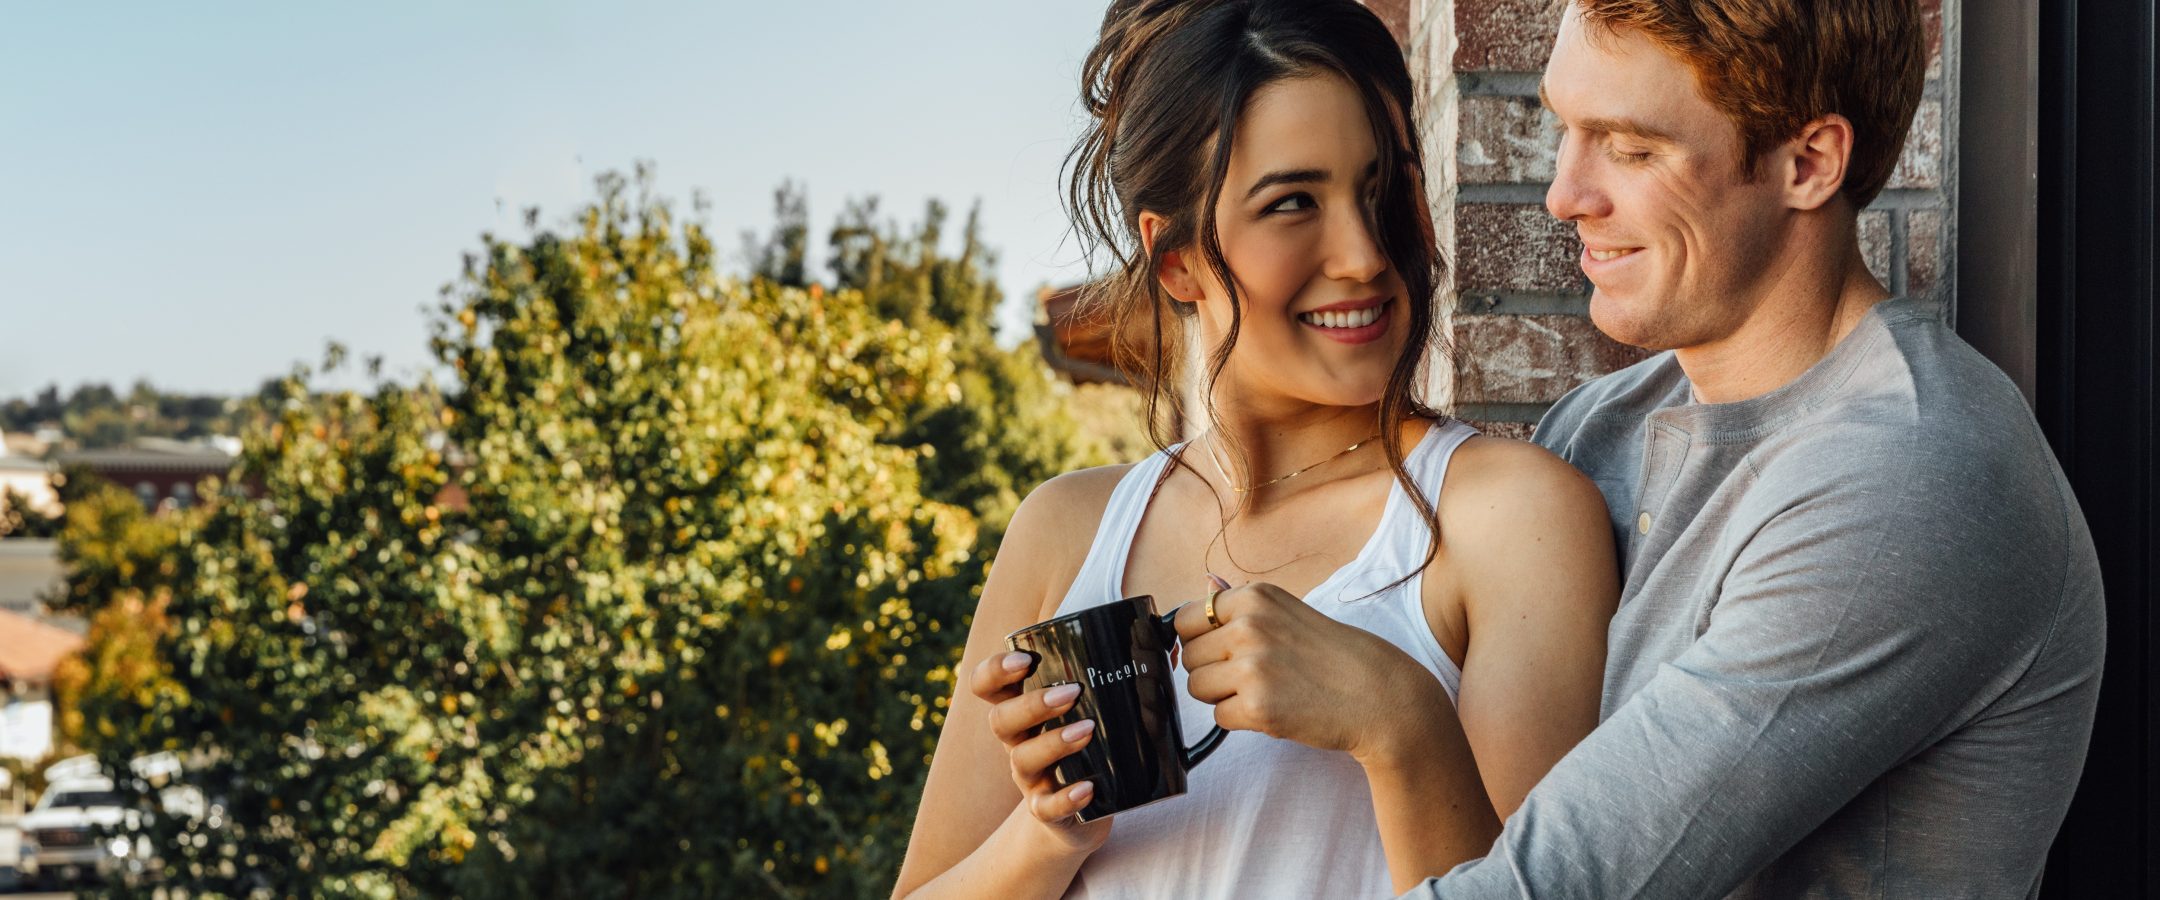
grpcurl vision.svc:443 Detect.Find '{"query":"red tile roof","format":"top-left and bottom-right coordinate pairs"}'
top-left (1036, 282), bottom-right (1157, 386)
top-left (0, 608), bottom-right (85, 683)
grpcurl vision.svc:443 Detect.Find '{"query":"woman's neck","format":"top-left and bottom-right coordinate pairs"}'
top-left (1195, 394), bottom-right (1390, 503)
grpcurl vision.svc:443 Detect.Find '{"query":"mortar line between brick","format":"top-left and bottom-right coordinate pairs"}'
top-left (1457, 71), bottom-right (1544, 97)
top-left (1889, 209), bottom-right (1910, 298)
top-left (1867, 189), bottom-right (1945, 211)
top-left (1454, 292), bottom-right (1592, 315)
top-left (1458, 183), bottom-right (1551, 204)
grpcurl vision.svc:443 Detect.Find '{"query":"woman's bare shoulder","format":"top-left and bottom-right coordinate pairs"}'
top-left (1436, 433), bottom-right (1616, 614)
top-left (1440, 434), bottom-right (1606, 528)
top-left (1014, 463), bottom-right (1136, 532)
top-left (991, 463), bottom-right (1141, 621)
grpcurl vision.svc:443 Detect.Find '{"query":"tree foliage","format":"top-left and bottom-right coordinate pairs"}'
top-left (48, 472), bottom-right (195, 612)
top-left (63, 168), bottom-right (1111, 898)
top-left (46, 476), bottom-right (197, 757)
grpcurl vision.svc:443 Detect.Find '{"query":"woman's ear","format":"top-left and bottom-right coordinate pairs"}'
top-left (1139, 210), bottom-right (1204, 305)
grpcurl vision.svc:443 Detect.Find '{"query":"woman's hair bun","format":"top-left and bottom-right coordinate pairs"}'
top-left (1082, 0), bottom-right (1232, 119)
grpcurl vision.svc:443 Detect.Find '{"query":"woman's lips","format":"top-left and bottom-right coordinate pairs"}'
top-left (1297, 298), bottom-right (1393, 345)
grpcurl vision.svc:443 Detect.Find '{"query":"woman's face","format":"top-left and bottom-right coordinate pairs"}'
top-left (1148, 70), bottom-right (1413, 413)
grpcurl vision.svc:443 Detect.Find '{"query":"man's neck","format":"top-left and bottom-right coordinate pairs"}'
top-left (1676, 244), bottom-right (1892, 405)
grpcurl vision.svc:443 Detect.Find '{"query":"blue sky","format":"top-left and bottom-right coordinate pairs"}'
top-left (0, 1), bottom-right (1108, 397)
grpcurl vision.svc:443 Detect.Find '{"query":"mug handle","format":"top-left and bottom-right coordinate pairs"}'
top-left (1155, 609), bottom-right (1229, 768)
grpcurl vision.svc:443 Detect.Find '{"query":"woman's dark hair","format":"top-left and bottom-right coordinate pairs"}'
top-left (1061, 0), bottom-right (1451, 581)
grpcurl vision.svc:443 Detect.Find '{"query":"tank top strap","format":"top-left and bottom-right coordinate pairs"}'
top-left (1354, 418), bottom-right (1478, 699)
top-left (1404, 418), bottom-right (1479, 511)
top-left (1363, 417), bottom-right (1478, 573)
top-left (1059, 444), bottom-right (1185, 614)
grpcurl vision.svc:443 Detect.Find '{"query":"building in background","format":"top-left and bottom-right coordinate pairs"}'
top-left (0, 543), bottom-right (80, 770)
top-left (0, 609), bottom-right (80, 764)
top-left (0, 431), bottom-right (58, 523)
top-left (0, 542), bottom-right (64, 626)
top-left (1037, 282), bottom-right (1204, 446)
top-left (1036, 283), bottom-right (1133, 387)
top-left (58, 438), bottom-right (235, 513)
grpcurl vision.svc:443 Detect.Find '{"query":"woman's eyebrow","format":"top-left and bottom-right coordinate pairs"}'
top-left (1243, 159), bottom-right (1382, 201)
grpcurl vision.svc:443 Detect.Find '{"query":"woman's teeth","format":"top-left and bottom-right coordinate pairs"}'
top-left (1588, 248), bottom-right (1636, 261)
top-left (1298, 306), bottom-right (1383, 329)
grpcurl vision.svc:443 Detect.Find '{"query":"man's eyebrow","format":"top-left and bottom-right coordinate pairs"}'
top-left (1538, 80), bottom-right (1680, 143)
top-left (1580, 116), bottom-right (1679, 143)
top-left (1243, 159), bottom-right (1382, 201)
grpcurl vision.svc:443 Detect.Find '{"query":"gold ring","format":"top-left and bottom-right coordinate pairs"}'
top-left (1205, 589), bottom-right (1223, 628)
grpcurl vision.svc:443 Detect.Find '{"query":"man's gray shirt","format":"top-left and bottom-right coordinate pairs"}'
top-left (1409, 299), bottom-right (2106, 898)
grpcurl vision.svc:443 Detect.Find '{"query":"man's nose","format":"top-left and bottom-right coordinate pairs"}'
top-left (1545, 135), bottom-right (1610, 223)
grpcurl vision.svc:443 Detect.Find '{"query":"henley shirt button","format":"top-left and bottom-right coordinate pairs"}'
top-left (1637, 511), bottom-right (1652, 535)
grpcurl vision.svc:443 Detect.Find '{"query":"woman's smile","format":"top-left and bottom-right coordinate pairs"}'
top-left (1296, 296), bottom-right (1394, 345)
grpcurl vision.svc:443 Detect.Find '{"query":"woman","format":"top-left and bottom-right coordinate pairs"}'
top-left (892, 1), bottom-right (1617, 896)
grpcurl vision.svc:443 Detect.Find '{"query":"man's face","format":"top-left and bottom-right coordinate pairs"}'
top-left (1541, 7), bottom-right (1793, 351)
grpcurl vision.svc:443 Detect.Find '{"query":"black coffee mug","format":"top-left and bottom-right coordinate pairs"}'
top-left (1005, 595), bottom-right (1228, 822)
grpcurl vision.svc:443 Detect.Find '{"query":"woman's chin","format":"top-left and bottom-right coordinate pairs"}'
top-left (1266, 378), bottom-right (1391, 411)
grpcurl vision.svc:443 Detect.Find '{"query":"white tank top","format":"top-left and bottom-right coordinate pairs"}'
top-left (1054, 419), bottom-right (1476, 900)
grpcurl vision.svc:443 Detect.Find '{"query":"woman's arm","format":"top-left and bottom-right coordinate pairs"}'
top-left (890, 467), bottom-right (1128, 900)
top-left (1443, 438), bottom-right (1618, 817)
top-left (1360, 436), bottom-right (1619, 892)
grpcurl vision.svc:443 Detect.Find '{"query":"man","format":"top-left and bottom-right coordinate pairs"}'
top-left (1405, 1), bottom-right (2106, 897)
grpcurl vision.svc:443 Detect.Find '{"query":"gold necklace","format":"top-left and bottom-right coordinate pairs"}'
top-left (1201, 430), bottom-right (1383, 494)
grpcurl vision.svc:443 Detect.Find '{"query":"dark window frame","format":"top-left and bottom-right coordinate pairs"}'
top-left (1984, 0), bottom-right (2160, 895)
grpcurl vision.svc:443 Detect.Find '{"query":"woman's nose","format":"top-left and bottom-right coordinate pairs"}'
top-left (1324, 203), bottom-right (1389, 284)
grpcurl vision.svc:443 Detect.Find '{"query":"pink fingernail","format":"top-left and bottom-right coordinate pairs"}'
top-left (1002, 651), bottom-right (1033, 672)
top-left (1069, 782), bottom-right (1094, 802)
top-left (1044, 683), bottom-right (1081, 706)
top-left (1061, 719), bottom-right (1096, 742)
top-left (1207, 572), bottom-right (1232, 590)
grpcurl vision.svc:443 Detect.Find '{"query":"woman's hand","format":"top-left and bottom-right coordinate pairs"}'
top-left (969, 650), bottom-right (1114, 854)
top-left (1173, 577), bottom-right (1449, 766)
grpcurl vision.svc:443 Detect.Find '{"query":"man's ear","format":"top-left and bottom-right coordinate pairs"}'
top-left (1783, 113), bottom-right (1855, 211)
top-left (1138, 210), bottom-right (1203, 304)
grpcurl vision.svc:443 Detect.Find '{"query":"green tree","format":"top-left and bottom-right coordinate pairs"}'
top-left (823, 190), bottom-right (1097, 527)
top-left (750, 179), bottom-right (812, 289)
top-left (51, 587), bottom-right (190, 759)
top-left (67, 167), bottom-right (1106, 898)
top-left (48, 471), bottom-right (195, 614)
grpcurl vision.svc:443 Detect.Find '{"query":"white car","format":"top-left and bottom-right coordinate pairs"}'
top-left (18, 775), bottom-right (150, 888)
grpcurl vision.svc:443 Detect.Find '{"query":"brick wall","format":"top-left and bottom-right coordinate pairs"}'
top-left (1373, 0), bottom-right (1955, 439)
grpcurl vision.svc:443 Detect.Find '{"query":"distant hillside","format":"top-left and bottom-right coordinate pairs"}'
top-left (2, 382), bottom-right (249, 451)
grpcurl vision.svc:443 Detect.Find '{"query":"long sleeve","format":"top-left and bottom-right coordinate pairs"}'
top-left (1404, 444), bottom-right (2103, 899)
